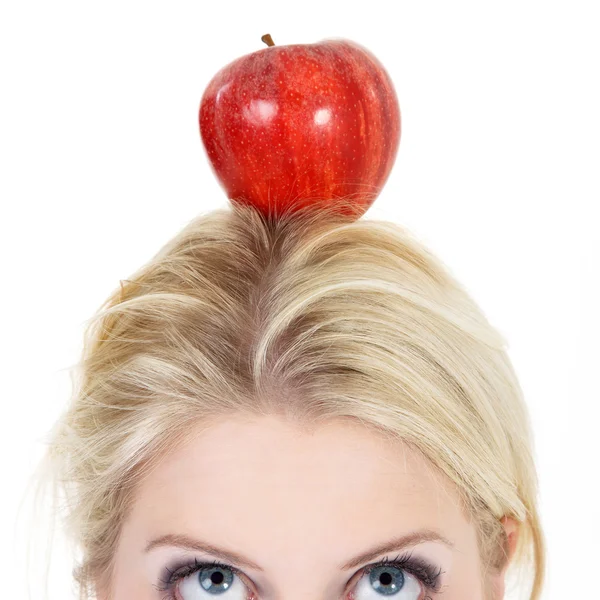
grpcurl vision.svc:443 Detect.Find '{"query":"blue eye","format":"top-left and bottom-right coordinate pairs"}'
top-left (179, 563), bottom-right (247, 598)
top-left (156, 553), bottom-right (442, 600)
top-left (354, 563), bottom-right (423, 599)
top-left (353, 552), bottom-right (443, 599)
top-left (157, 559), bottom-right (250, 600)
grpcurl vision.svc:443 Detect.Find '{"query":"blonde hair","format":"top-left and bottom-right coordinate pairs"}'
top-left (27, 198), bottom-right (544, 599)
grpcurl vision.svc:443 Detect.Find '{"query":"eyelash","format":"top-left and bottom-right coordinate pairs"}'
top-left (155, 551), bottom-right (444, 600)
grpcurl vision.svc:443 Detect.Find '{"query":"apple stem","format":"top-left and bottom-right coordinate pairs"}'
top-left (261, 33), bottom-right (275, 47)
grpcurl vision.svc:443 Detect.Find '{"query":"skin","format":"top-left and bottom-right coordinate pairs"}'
top-left (102, 414), bottom-right (518, 600)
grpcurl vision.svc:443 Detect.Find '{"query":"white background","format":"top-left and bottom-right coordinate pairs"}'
top-left (1, 1), bottom-right (598, 599)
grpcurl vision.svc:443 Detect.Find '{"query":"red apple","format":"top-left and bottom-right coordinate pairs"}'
top-left (199, 34), bottom-right (401, 220)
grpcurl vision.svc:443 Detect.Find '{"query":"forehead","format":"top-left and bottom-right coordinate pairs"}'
top-left (127, 415), bottom-right (468, 555)
top-left (145, 414), bottom-right (445, 495)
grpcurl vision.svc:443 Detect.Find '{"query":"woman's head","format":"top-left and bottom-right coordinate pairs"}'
top-left (32, 199), bottom-right (544, 599)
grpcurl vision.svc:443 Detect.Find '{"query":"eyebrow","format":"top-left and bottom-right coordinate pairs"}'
top-left (144, 529), bottom-right (454, 571)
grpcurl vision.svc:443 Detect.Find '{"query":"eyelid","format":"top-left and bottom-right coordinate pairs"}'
top-left (146, 529), bottom-right (454, 572)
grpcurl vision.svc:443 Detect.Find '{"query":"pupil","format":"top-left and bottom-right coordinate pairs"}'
top-left (211, 572), bottom-right (224, 584)
top-left (380, 572), bottom-right (392, 586)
